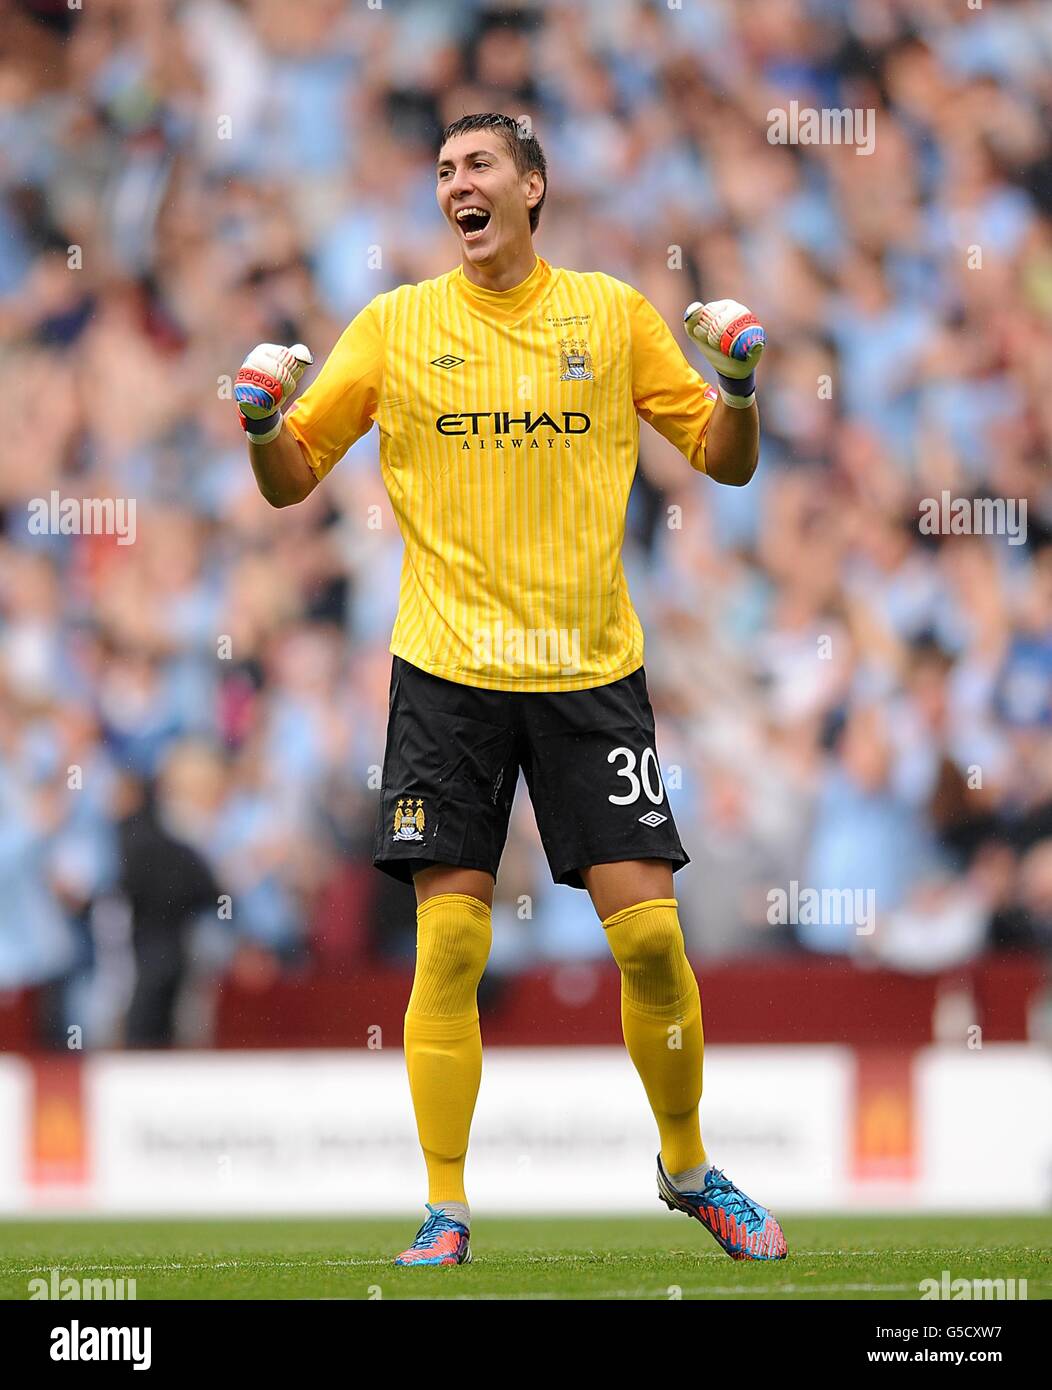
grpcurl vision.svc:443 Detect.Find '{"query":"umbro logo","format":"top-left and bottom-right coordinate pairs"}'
top-left (638, 811), bottom-right (667, 827)
top-left (430, 355), bottom-right (464, 370)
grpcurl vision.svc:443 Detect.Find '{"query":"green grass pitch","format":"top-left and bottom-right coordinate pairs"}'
top-left (0, 1215), bottom-right (1047, 1300)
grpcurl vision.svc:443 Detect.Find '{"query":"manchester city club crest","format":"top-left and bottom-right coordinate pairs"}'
top-left (392, 797), bottom-right (426, 842)
top-left (559, 338), bottom-right (594, 381)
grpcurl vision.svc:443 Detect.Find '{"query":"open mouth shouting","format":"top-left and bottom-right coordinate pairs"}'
top-left (455, 205), bottom-right (492, 243)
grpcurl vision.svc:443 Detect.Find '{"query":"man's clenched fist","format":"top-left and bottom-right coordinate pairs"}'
top-left (235, 343), bottom-right (313, 443)
top-left (684, 300), bottom-right (764, 408)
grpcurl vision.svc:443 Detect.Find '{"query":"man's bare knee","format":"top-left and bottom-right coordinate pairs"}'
top-left (582, 859), bottom-right (675, 922)
top-left (413, 863), bottom-right (495, 909)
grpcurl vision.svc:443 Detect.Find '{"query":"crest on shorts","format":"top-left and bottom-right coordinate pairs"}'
top-left (559, 338), bottom-right (593, 381)
top-left (393, 798), bottom-right (426, 842)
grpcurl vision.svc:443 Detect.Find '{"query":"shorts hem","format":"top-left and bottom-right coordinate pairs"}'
top-left (551, 849), bottom-right (691, 891)
top-left (372, 852), bottom-right (500, 886)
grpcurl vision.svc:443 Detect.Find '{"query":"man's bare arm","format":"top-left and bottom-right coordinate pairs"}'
top-left (683, 298), bottom-right (765, 488)
top-left (703, 397), bottom-right (759, 487)
top-left (248, 428), bottom-right (319, 508)
top-left (234, 342), bottom-right (317, 507)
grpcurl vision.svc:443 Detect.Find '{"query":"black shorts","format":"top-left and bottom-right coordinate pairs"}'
top-left (372, 657), bottom-right (689, 889)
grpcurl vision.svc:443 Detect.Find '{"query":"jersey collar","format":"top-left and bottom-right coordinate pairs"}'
top-left (451, 255), bottom-right (553, 325)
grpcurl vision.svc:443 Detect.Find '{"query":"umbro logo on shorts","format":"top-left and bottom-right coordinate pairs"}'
top-left (638, 811), bottom-right (667, 827)
top-left (430, 355), bottom-right (465, 369)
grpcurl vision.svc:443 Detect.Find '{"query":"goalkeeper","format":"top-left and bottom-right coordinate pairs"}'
top-left (235, 113), bottom-right (786, 1266)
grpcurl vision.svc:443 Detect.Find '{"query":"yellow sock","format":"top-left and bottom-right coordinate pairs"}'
top-left (403, 893), bottom-right (492, 1207)
top-left (603, 898), bottom-right (706, 1175)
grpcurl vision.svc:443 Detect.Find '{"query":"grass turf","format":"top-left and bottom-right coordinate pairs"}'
top-left (0, 1215), bottom-right (1047, 1300)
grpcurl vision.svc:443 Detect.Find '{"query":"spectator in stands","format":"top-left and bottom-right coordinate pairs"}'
top-left (1, 0), bottom-right (1049, 1042)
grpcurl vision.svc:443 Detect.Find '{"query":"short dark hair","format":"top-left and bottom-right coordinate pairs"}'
top-left (439, 113), bottom-right (548, 233)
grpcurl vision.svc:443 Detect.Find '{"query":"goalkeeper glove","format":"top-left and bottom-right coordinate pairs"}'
top-left (684, 300), bottom-right (765, 409)
top-left (234, 343), bottom-right (313, 444)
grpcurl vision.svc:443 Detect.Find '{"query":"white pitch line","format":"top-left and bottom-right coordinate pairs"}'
top-left (12, 1258), bottom-right (390, 1273)
top-left (391, 1283), bottom-right (920, 1300)
top-left (8, 1247), bottom-right (1037, 1271)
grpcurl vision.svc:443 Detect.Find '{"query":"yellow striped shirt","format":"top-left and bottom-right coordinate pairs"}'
top-left (284, 256), bottom-right (716, 691)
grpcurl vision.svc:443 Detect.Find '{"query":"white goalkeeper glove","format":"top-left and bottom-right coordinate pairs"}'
top-left (234, 343), bottom-right (314, 444)
top-left (684, 299), bottom-right (765, 409)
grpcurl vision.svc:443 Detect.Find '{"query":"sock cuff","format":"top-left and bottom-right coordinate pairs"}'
top-left (417, 893), bottom-right (492, 925)
top-left (403, 1009), bottom-right (481, 1039)
top-left (602, 897), bottom-right (678, 930)
top-left (621, 974), bottom-right (700, 1021)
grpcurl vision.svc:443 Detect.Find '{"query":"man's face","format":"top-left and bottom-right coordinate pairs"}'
top-left (436, 132), bottom-right (538, 268)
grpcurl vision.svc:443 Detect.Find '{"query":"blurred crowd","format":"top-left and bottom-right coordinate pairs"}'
top-left (1, 0), bottom-right (1051, 1046)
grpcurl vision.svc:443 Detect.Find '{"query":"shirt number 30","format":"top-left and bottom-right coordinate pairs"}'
top-left (607, 746), bottom-right (666, 805)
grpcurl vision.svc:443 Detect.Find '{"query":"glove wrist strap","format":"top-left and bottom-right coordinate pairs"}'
top-left (716, 370), bottom-right (756, 410)
top-left (240, 410), bottom-right (284, 445)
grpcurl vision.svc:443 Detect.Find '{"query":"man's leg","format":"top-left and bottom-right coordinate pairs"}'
top-left (582, 859), bottom-right (707, 1183)
top-left (402, 865), bottom-right (494, 1223)
top-left (371, 657), bottom-right (517, 1262)
top-left (584, 859), bottom-right (787, 1259)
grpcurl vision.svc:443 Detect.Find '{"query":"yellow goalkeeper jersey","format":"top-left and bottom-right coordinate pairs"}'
top-left (284, 255), bottom-right (717, 691)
